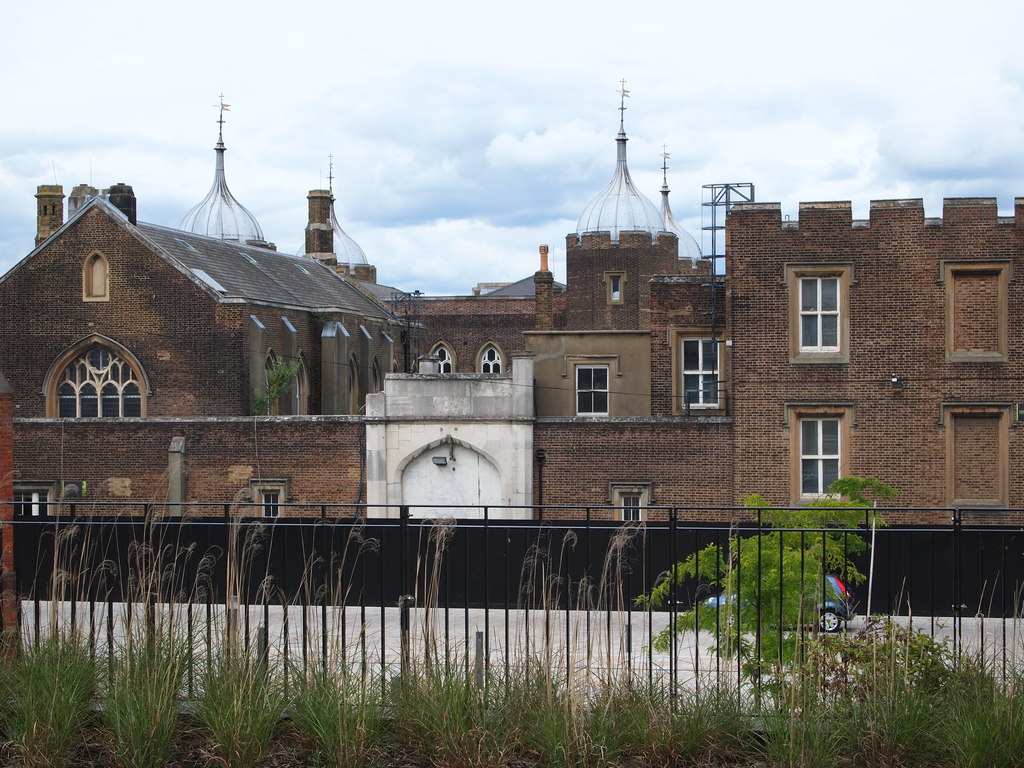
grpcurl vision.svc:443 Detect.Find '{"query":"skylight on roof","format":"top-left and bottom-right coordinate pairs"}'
top-left (193, 268), bottom-right (228, 294)
top-left (292, 263), bottom-right (310, 275)
top-left (175, 238), bottom-right (198, 251)
top-left (238, 252), bottom-right (258, 265)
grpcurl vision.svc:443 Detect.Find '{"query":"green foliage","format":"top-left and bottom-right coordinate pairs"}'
top-left (251, 358), bottom-right (301, 416)
top-left (638, 477), bottom-right (895, 681)
top-left (3, 635), bottom-right (98, 768)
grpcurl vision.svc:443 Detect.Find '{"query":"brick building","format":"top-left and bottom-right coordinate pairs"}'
top-left (727, 198), bottom-right (1024, 519)
top-left (2, 108), bottom-right (1021, 520)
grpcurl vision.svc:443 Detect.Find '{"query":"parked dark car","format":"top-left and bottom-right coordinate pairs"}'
top-left (704, 574), bottom-right (858, 633)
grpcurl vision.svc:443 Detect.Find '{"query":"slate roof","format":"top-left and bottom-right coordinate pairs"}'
top-left (487, 274), bottom-right (566, 297)
top-left (138, 221), bottom-right (395, 320)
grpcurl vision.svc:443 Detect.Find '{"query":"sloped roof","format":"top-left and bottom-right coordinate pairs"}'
top-left (487, 275), bottom-right (566, 297)
top-left (139, 221), bottom-right (394, 319)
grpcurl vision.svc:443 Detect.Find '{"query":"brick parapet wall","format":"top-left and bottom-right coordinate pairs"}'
top-left (13, 417), bottom-right (364, 510)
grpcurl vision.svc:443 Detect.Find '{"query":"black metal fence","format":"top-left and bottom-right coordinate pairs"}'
top-left (8, 502), bottom-right (1024, 689)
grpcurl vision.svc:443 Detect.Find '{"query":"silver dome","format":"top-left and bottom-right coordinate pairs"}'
top-left (575, 128), bottom-right (666, 242)
top-left (297, 201), bottom-right (368, 266)
top-left (331, 205), bottom-right (369, 265)
top-left (661, 187), bottom-right (702, 264)
top-left (180, 140), bottom-right (265, 244)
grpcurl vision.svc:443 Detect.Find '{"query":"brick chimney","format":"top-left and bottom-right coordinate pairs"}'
top-left (107, 183), bottom-right (137, 225)
top-left (534, 244), bottom-right (553, 331)
top-left (34, 185), bottom-right (64, 246)
top-left (305, 189), bottom-right (336, 266)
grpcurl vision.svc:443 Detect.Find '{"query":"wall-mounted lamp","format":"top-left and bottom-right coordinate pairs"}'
top-left (431, 456), bottom-right (448, 466)
top-left (890, 373), bottom-right (904, 390)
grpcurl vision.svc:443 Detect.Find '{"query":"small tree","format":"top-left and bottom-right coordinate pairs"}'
top-left (639, 476), bottom-right (896, 683)
top-left (251, 359), bottom-right (301, 416)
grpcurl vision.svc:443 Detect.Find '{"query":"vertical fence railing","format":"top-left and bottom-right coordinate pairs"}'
top-left (5, 502), bottom-right (1024, 698)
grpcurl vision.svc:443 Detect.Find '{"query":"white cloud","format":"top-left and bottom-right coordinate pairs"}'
top-left (2, 0), bottom-right (1024, 291)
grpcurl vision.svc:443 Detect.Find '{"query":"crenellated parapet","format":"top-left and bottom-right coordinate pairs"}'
top-left (729, 197), bottom-right (1024, 232)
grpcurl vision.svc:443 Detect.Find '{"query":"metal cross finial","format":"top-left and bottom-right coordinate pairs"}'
top-left (661, 144), bottom-right (671, 185)
top-left (328, 154), bottom-right (334, 195)
top-left (618, 79), bottom-right (630, 132)
top-left (214, 93), bottom-right (231, 144)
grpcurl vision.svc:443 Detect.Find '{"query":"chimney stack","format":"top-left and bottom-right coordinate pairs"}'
top-left (305, 189), bottom-right (336, 266)
top-left (107, 183), bottom-right (137, 225)
top-left (534, 244), bottom-right (553, 331)
top-left (34, 185), bottom-right (64, 246)
top-left (68, 184), bottom-right (99, 216)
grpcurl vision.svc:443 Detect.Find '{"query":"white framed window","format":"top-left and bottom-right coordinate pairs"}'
top-left (576, 365), bottom-right (609, 416)
top-left (621, 494), bottom-right (642, 521)
top-left (609, 482), bottom-right (652, 521)
top-left (14, 484), bottom-right (55, 516)
top-left (431, 343), bottom-right (454, 373)
top-left (800, 277), bottom-right (840, 352)
top-left (800, 418), bottom-right (840, 496)
top-left (56, 346), bottom-right (142, 418)
top-left (250, 479), bottom-right (289, 518)
top-left (479, 344), bottom-right (502, 373)
top-left (681, 339), bottom-right (718, 408)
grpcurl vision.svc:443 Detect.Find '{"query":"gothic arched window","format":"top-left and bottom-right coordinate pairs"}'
top-left (82, 252), bottom-right (109, 301)
top-left (56, 346), bottom-right (142, 417)
top-left (431, 343), bottom-right (454, 373)
top-left (478, 343), bottom-right (503, 373)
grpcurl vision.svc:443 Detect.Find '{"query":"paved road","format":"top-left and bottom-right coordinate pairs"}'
top-left (20, 601), bottom-right (1024, 687)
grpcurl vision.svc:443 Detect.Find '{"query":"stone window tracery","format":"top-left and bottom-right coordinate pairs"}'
top-left (56, 346), bottom-right (142, 418)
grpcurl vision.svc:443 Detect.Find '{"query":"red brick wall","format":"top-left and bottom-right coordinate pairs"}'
top-left (13, 417), bottom-right (365, 512)
top-left (727, 198), bottom-right (1024, 508)
top-left (418, 296), bottom-right (534, 372)
top-left (533, 419), bottom-right (734, 520)
top-left (563, 232), bottom-right (678, 331)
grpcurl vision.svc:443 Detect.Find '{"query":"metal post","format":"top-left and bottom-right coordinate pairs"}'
top-left (399, 505), bottom-right (412, 680)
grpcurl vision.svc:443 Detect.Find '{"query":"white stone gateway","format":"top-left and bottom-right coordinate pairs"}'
top-left (364, 353), bottom-right (535, 518)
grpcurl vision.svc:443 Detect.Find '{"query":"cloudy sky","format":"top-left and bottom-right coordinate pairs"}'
top-left (2, 0), bottom-right (1023, 295)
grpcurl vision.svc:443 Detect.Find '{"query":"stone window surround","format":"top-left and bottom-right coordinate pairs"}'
top-left (607, 481), bottom-right (654, 521)
top-left (249, 478), bottom-right (290, 518)
top-left (785, 263), bottom-right (853, 365)
top-left (940, 403), bottom-right (1011, 507)
top-left (785, 402), bottom-right (854, 504)
top-left (82, 251), bottom-right (110, 302)
top-left (939, 259), bottom-right (1011, 363)
top-left (604, 271), bottom-right (626, 305)
top-left (43, 335), bottom-right (150, 418)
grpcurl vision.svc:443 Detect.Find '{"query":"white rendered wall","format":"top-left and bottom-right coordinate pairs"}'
top-left (364, 353), bottom-right (534, 518)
